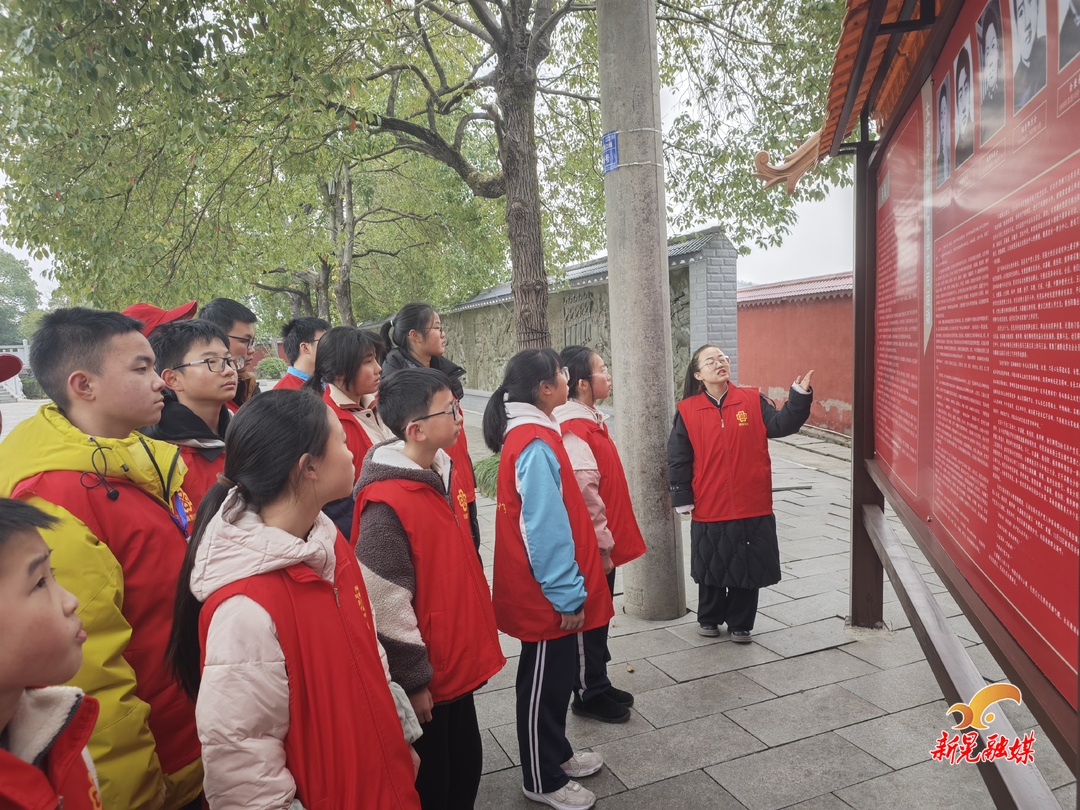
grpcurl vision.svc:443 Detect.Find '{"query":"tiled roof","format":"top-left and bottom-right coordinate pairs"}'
top-left (819, 0), bottom-right (940, 159)
top-left (449, 227), bottom-right (725, 312)
top-left (737, 272), bottom-right (852, 305)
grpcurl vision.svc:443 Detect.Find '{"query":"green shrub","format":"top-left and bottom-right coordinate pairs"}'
top-left (255, 357), bottom-right (288, 380)
top-left (473, 454), bottom-right (500, 500)
top-left (19, 376), bottom-right (46, 399)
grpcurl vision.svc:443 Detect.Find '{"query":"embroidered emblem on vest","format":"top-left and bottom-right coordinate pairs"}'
top-left (736, 410), bottom-right (749, 426)
top-left (457, 488), bottom-right (468, 517)
top-left (353, 585), bottom-right (371, 628)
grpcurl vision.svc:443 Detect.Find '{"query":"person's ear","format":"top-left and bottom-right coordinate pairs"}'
top-left (404, 420), bottom-right (424, 442)
top-left (160, 368), bottom-right (183, 392)
top-left (68, 370), bottom-right (96, 403)
top-left (297, 452), bottom-right (317, 481)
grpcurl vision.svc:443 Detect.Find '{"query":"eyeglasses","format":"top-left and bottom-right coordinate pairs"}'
top-left (172, 356), bottom-right (245, 373)
top-left (411, 399), bottom-right (462, 424)
top-left (699, 356), bottom-right (729, 371)
top-left (590, 365), bottom-right (610, 378)
top-left (559, 366), bottom-right (570, 381)
top-left (229, 334), bottom-right (256, 350)
top-left (427, 325), bottom-right (447, 335)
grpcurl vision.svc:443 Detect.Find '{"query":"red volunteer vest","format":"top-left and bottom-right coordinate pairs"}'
top-left (446, 428), bottom-right (477, 521)
top-left (560, 418), bottom-right (648, 567)
top-left (273, 371), bottom-right (307, 390)
top-left (199, 534), bottom-right (421, 810)
top-left (177, 446), bottom-right (224, 514)
top-left (493, 424), bottom-right (614, 641)
top-left (12, 471), bottom-right (200, 778)
top-left (0, 694), bottom-right (102, 810)
top-left (323, 387), bottom-right (375, 483)
top-left (356, 479), bottom-right (505, 703)
top-left (676, 387), bottom-right (772, 522)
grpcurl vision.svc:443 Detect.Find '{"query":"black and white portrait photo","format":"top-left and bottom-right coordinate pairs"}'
top-left (979, 1), bottom-right (1006, 142)
top-left (937, 80), bottom-right (952, 186)
top-left (1012, 0), bottom-right (1047, 111)
top-left (955, 44), bottom-right (975, 166)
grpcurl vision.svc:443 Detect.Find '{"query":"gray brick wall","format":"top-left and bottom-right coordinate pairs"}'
top-left (688, 233), bottom-right (739, 384)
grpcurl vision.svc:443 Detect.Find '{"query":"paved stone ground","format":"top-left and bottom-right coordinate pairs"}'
top-left (3, 394), bottom-right (1074, 808)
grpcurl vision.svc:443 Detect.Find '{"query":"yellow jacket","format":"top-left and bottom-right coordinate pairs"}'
top-left (0, 405), bottom-right (203, 810)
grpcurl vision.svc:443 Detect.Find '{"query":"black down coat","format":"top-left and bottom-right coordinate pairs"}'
top-left (690, 514), bottom-right (781, 590)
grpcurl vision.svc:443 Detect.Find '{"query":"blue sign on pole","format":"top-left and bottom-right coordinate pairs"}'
top-left (601, 131), bottom-right (618, 174)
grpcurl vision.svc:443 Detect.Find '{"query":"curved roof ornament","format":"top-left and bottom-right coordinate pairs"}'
top-left (752, 128), bottom-right (822, 195)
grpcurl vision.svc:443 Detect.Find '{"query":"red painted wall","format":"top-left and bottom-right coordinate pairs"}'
top-left (737, 295), bottom-right (853, 435)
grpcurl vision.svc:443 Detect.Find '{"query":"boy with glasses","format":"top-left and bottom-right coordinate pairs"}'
top-left (353, 367), bottom-right (505, 810)
top-left (143, 320), bottom-right (240, 510)
top-left (198, 297), bottom-right (260, 411)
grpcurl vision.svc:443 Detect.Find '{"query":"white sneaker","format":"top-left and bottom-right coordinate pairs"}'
top-left (561, 750), bottom-right (603, 778)
top-left (523, 779), bottom-right (597, 809)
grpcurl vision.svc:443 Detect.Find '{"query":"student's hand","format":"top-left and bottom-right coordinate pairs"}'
top-left (601, 554), bottom-right (615, 575)
top-left (410, 746), bottom-right (421, 778)
top-left (795, 370), bottom-right (815, 391)
top-left (560, 610), bottom-right (585, 631)
top-left (409, 688), bottom-right (434, 724)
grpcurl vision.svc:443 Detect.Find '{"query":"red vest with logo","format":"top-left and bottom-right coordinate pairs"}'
top-left (446, 429), bottom-right (477, 521)
top-left (0, 694), bottom-right (102, 810)
top-left (12, 471), bottom-right (200, 779)
top-left (676, 387), bottom-right (772, 522)
top-left (322, 387), bottom-right (375, 483)
top-left (177, 446), bottom-right (224, 514)
top-left (356, 479), bottom-right (505, 703)
top-left (199, 534), bottom-right (420, 810)
top-left (493, 424), bottom-right (614, 641)
top-left (560, 418), bottom-right (648, 567)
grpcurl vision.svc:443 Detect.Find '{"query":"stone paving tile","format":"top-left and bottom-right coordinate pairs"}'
top-left (841, 626), bottom-right (928, 669)
top-left (781, 535), bottom-right (846, 561)
top-left (488, 722), bottom-right (520, 767)
top-left (751, 617), bottom-right (854, 658)
top-left (594, 714), bottom-right (765, 790)
top-left (564, 709), bottom-right (659, 750)
top-left (881, 598), bottom-right (913, 631)
top-left (768, 571), bottom-right (849, 599)
top-left (833, 760), bottom-right (995, 809)
top-left (595, 770), bottom-right (746, 809)
top-left (725, 683), bottom-right (885, 747)
top-left (946, 613), bottom-right (982, 643)
top-left (607, 628), bottom-right (693, 664)
top-left (648, 641), bottom-right (781, 683)
top-left (741, 649), bottom-right (880, 697)
top-left (498, 632), bottom-right (522, 659)
top-left (706, 733), bottom-right (890, 810)
top-left (474, 686), bottom-right (517, 731)
top-left (605, 657), bottom-right (678, 695)
top-left (481, 728), bottom-right (512, 774)
top-left (834, 701), bottom-right (954, 769)
top-left (782, 795), bottom-right (853, 810)
top-left (606, 606), bottom-right (696, 637)
top-left (758, 590), bottom-right (849, 627)
top-left (1054, 782), bottom-right (1076, 809)
top-left (838, 660), bottom-right (945, 713)
top-left (755, 587), bottom-right (793, 608)
top-left (780, 554), bottom-right (849, 579)
top-left (476, 656), bottom-right (517, 694)
top-left (632, 671), bottom-right (776, 728)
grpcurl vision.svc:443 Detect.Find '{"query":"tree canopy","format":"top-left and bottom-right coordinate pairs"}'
top-left (0, 249), bottom-right (40, 344)
top-left (0, 1), bottom-right (846, 343)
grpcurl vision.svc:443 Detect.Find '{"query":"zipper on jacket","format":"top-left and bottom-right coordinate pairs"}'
top-left (333, 587), bottom-right (340, 607)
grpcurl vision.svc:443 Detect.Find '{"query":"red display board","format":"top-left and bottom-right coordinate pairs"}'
top-left (875, 0), bottom-right (1080, 707)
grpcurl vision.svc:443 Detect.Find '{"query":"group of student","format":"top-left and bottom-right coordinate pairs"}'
top-left (0, 296), bottom-right (813, 810)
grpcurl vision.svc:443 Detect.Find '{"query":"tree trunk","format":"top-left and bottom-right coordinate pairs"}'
top-left (315, 258), bottom-right (332, 320)
top-left (498, 58), bottom-right (549, 349)
top-left (334, 168), bottom-right (356, 326)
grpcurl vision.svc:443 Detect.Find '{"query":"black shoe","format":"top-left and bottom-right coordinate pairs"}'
top-left (731, 629), bottom-right (752, 644)
top-left (698, 623), bottom-right (720, 637)
top-left (605, 686), bottom-right (634, 707)
top-left (571, 693), bottom-right (630, 724)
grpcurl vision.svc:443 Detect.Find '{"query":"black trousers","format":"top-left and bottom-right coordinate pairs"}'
top-left (468, 499), bottom-right (482, 554)
top-left (516, 634), bottom-right (577, 794)
top-left (697, 582), bottom-right (760, 632)
top-left (575, 569), bottom-right (616, 702)
top-left (413, 692), bottom-right (484, 810)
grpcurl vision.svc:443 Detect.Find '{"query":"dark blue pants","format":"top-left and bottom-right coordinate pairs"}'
top-left (413, 692), bottom-right (483, 810)
top-left (575, 569), bottom-right (617, 701)
top-left (516, 634), bottom-right (577, 793)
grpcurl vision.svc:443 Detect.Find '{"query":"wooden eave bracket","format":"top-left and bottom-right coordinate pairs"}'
top-left (752, 129), bottom-right (822, 195)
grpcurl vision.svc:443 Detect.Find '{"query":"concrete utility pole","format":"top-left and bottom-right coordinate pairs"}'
top-left (598, 0), bottom-right (685, 619)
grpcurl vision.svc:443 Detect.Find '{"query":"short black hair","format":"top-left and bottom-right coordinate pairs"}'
top-left (303, 326), bottom-right (383, 394)
top-left (30, 308), bottom-right (145, 411)
top-left (198, 298), bottom-right (257, 331)
top-left (377, 367), bottom-right (453, 440)
top-left (0, 498), bottom-right (58, 553)
top-left (281, 317), bottom-right (331, 364)
top-left (149, 320), bottom-right (232, 374)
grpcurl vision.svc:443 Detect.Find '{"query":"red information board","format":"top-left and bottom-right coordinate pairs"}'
top-left (875, 0), bottom-right (1080, 707)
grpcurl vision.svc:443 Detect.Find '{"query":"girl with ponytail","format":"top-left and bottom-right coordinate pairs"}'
top-left (483, 349), bottom-right (613, 808)
top-left (167, 390), bottom-right (421, 809)
top-left (381, 303), bottom-right (482, 551)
